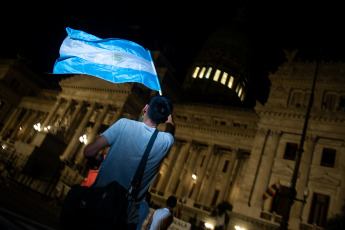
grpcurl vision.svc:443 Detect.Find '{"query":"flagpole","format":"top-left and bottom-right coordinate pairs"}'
top-left (146, 49), bottom-right (163, 96)
top-left (279, 55), bottom-right (320, 230)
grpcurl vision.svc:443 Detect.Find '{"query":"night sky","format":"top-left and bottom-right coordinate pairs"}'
top-left (1, 2), bottom-right (344, 84)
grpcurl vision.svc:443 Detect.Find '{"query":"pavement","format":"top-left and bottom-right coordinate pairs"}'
top-left (0, 179), bottom-right (63, 230)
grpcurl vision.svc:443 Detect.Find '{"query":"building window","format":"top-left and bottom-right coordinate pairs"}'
top-left (199, 67), bottom-right (206, 78)
top-left (220, 72), bottom-right (228, 85)
top-left (271, 185), bottom-right (288, 216)
top-left (240, 90), bottom-right (246, 101)
top-left (290, 91), bottom-right (304, 107)
top-left (237, 86), bottom-right (243, 97)
top-left (338, 95), bottom-right (345, 111)
top-left (228, 76), bottom-right (234, 88)
top-left (323, 93), bottom-right (337, 110)
top-left (222, 160), bottom-right (229, 173)
top-left (283, 142), bottom-right (298, 160)
top-left (320, 148), bottom-right (336, 168)
top-left (200, 155), bottom-right (206, 167)
top-left (211, 189), bottom-right (219, 206)
top-left (308, 193), bottom-right (330, 227)
top-left (193, 67), bottom-right (200, 78)
top-left (205, 67), bottom-right (212, 79)
top-left (236, 84), bottom-right (240, 93)
top-left (213, 69), bottom-right (221, 82)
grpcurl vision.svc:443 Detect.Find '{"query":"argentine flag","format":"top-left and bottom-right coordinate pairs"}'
top-left (53, 27), bottom-right (161, 92)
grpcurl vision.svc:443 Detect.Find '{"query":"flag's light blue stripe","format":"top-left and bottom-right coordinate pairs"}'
top-left (53, 56), bottom-right (161, 91)
top-left (59, 36), bottom-right (156, 75)
top-left (66, 27), bottom-right (150, 61)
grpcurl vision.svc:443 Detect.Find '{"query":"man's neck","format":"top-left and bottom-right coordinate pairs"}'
top-left (143, 120), bottom-right (157, 128)
top-left (142, 114), bottom-right (157, 128)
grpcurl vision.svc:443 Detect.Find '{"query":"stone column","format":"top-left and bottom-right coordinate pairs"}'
top-left (21, 110), bottom-right (39, 142)
top-left (64, 101), bottom-right (83, 140)
top-left (196, 145), bottom-right (216, 203)
top-left (254, 131), bottom-right (280, 210)
top-left (0, 106), bottom-right (22, 137)
top-left (59, 99), bottom-right (72, 123)
top-left (74, 104), bottom-right (109, 165)
top-left (158, 141), bottom-right (182, 194)
top-left (192, 144), bottom-right (214, 201)
top-left (200, 148), bottom-right (222, 205)
top-left (60, 102), bottom-right (95, 162)
top-left (220, 150), bottom-right (237, 201)
top-left (42, 97), bottom-right (61, 129)
top-left (169, 141), bottom-right (192, 198)
top-left (9, 109), bottom-right (31, 140)
top-left (88, 104), bottom-right (109, 143)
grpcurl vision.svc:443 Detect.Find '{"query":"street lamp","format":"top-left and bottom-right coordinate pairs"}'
top-left (296, 187), bottom-right (309, 221)
top-left (192, 173), bottom-right (197, 180)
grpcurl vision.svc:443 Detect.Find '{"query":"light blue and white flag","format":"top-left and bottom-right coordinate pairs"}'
top-left (53, 27), bottom-right (161, 92)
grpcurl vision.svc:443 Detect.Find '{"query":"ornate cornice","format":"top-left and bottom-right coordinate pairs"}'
top-left (176, 123), bottom-right (256, 139)
top-left (256, 109), bottom-right (345, 124)
top-left (59, 74), bottom-right (132, 94)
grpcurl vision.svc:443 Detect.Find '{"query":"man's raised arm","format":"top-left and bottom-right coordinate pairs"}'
top-left (164, 114), bottom-right (175, 136)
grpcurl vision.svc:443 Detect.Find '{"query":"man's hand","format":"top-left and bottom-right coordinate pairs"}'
top-left (164, 114), bottom-right (175, 136)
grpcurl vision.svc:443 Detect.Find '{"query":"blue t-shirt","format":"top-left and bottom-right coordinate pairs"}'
top-left (93, 118), bottom-right (174, 199)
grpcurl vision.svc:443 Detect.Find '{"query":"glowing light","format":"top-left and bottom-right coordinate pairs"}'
top-left (193, 67), bottom-right (200, 78)
top-left (79, 134), bottom-right (87, 144)
top-left (213, 69), bottom-right (221, 82)
top-left (192, 173), bottom-right (197, 180)
top-left (43, 125), bottom-right (51, 132)
top-left (33, 123), bottom-right (41, 131)
top-left (221, 72), bottom-right (228, 85)
top-left (237, 87), bottom-right (242, 97)
top-left (205, 223), bottom-right (214, 229)
top-left (228, 76), bottom-right (234, 88)
top-left (205, 67), bottom-right (212, 79)
top-left (235, 226), bottom-right (246, 230)
top-left (199, 67), bottom-right (206, 78)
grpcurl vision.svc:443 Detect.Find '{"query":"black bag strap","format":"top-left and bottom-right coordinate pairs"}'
top-left (128, 129), bottom-right (158, 197)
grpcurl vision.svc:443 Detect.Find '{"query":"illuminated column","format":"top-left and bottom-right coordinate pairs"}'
top-left (193, 144), bottom-right (214, 202)
top-left (42, 97), bottom-right (61, 129)
top-left (60, 102), bottom-right (95, 162)
top-left (221, 151), bottom-right (237, 201)
top-left (9, 109), bottom-right (31, 140)
top-left (200, 148), bottom-right (222, 205)
top-left (0, 106), bottom-right (22, 137)
top-left (59, 99), bottom-right (72, 122)
top-left (192, 144), bottom-right (214, 201)
top-left (74, 104), bottom-right (109, 165)
top-left (179, 144), bottom-right (200, 198)
top-left (21, 110), bottom-right (39, 142)
top-left (158, 141), bottom-right (182, 194)
top-left (64, 101), bottom-right (83, 140)
top-left (168, 140), bottom-right (192, 198)
top-left (252, 131), bottom-right (280, 210)
top-left (88, 104), bottom-right (109, 143)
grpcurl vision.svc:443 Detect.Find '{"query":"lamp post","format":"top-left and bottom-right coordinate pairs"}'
top-left (279, 59), bottom-right (319, 230)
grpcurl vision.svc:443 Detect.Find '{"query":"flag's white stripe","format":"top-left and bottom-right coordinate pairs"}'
top-left (60, 37), bottom-right (156, 75)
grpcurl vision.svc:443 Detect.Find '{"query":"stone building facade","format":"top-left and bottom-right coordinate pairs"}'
top-left (0, 50), bottom-right (344, 230)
